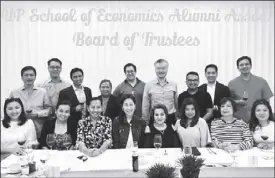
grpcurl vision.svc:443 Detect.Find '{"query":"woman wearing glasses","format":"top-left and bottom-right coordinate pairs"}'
top-left (40, 100), bottom-right (76, 150)
top-left (1, 97), bottom-right (38, 153)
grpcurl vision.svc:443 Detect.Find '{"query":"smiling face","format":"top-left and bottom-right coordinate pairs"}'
top-left (71, 71), bottom-right (83, 87)
top-left (205, 67), bottom-right (217, 83)
top-left (88, 100), bottom-right (102, 118)
top-left (185, 104), bottom-right (196, 119)
top-left (155, 62), bottom-right (168, 79)
top-left (100, 81), bottom-right (112, 97)
top-left (186, 74), bottom-right (199, 90)
top-left (125, 66), bottom-right (136, 82)
top-left (21, 70), bottom-right (36, 86)
top-left (220, 101), bottom-right (234, 117)
top-left (6, 101), bottom-right (22, 121)
top-left (255, 104), bottom-right (270, 122)
top-left (56, 104), bottom-right (70, 122)
top-left (48, 61), bottom-right (62, 78)
top-left (237, 59), bottom-right (251, 74)
top-left (154, 108), bottom-right (166, 125)
top-left (122, 98), bottom-right (136, 117)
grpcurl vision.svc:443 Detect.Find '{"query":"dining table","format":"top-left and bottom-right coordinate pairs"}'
top-left (1, 147), bottom-right (274, 177)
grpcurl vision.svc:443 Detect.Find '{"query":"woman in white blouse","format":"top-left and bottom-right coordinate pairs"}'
top-left (1, 97), bottom-right (38, 153)
top-left (249, 99), bottom-right (274, 149)
top-left (175, 98), bottom-right (211, 147)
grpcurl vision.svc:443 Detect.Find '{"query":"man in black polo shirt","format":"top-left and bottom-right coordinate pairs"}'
top-left (178, 71), bottom-right (213, 128)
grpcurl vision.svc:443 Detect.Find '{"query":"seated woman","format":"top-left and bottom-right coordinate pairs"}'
top-left (175, 98), bottom-right (211, 147)
top-left (249, 99), bottom-right (274, 150)
top-left (144, 104), bottom-right (180, 148)
top-left (113, 94), bottom-right (146, 148)
top-left (1, 97), bottom-right (38, 153)
top-left (211, 97), bottom-right (253, 152)
top-left (40, 100), bottom-right (76, 150)
top-left (76, 97), bottom-right (112, 157)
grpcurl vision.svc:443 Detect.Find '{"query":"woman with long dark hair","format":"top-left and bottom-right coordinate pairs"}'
top-left (175, 98), bottom-right (211, 147)
top-left (144, 104), bottom-right (180, 148)
top-left (249, 99), bottom-right (274, 149)
top-left (1, 97), bottom-right (37, 153)
top-left (112, 94), bottom-right (146, 148)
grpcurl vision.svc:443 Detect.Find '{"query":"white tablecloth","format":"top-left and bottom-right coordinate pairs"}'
top-left (1, 147), bottom-right (274, 177)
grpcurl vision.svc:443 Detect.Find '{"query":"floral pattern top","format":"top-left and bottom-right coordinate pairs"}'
top-left (76, 116), bottom-right (112, 149)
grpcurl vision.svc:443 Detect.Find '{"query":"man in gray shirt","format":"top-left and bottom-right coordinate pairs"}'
top-left (228, 56), bottom-right (273, 123)
top-left (142, 59), bottom-right (178, 126)
top-left (113, 63), bottom-right (145, 117)
top-left (37, 58), bottom-right (71, 111)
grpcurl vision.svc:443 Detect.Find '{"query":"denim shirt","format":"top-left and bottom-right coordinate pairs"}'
top-left (112, 115), bottom-right (146, 148)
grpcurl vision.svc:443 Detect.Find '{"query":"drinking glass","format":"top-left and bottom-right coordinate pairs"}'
top-left (132, 141), bottom-right (138, 153)
top-left (63, 134), bottom-right (72, 150)
top-left (153, 134), bottom-right (162, 159)
top-left (183, 145), bottom-right (192, 156)
top-left (46, 134), bottom-right (56, 150)
top-left (242, 91), bottom-right (248, 101)
top-left (261, 134), bottom-right (269, 150)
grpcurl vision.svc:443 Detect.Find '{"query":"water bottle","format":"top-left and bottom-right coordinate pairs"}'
top-left (132, 151), bottom-right (139, 172)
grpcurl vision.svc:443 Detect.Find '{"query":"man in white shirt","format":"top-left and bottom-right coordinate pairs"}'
top-left (199, 64), bottom-right (231, 127)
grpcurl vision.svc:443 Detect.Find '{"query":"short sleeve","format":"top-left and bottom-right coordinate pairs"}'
top-left (262, 79), bottom-right (273, 99)
top-left (25, 119), bottom-right (38, 145)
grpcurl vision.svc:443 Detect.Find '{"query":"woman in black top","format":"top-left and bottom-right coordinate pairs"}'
top-left (40, 100), bottom-right (76, 150)
top-left (144, 104), bottom-right (180, 148)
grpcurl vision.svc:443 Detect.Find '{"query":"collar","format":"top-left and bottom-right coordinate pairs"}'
top-left (207, 81), bottom-right (217, 87)
top-left (72, 84), bottom-right (84, 91)
top-left (21, 86), bottom-right (38, 91)
top-left (123, 115), bottom-right (138, 124)
top-left (240, 73), bottom-right (253, 81)
top-left (154, 78), bottom-right (169, 84)
top-left (46, 77), bottom-right (64, 83)
top-left (220, 117), bottom-right (238, 124)
top-left (124, 77), bottom-right (140, 84)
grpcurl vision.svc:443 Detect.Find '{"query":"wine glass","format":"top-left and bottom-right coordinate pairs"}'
top-left (63, 134), bottom-right (72, 150)
top-left (153, 134), bottom-right (162, 159)
top-left (261, 135), bottom-right (269, 150)
top-left (17, 133), bottom-right (26, 152)
top-left (46, 134), bottom-right (56, 150)
top-left (242, 91), bottom-right (248, 101)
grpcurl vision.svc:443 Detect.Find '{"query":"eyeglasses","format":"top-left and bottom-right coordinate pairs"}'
top-left (49, 66), bottom-right (61, 70)
top-left (187, 79), bottom-right (199, 82)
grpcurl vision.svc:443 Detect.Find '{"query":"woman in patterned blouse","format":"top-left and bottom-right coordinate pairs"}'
top-left (211, 97), bottom-right (253, 152)
top-left (76, 97), bottom-right (112, 157)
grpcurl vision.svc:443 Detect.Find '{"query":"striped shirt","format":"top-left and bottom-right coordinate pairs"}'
top-left (211, 118), bottom-right (253, 150)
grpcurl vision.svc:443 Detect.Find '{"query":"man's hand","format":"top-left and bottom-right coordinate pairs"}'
top-left (75, 105), bottom-right (84, 112)
top-left (236, 99), bottom-right (247, 107)
top-left (145, 125), bottom-right (151, 133)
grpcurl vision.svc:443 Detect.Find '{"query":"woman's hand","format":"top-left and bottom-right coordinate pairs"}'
top-left (145, 125), bottom-right (151, 133)
top-left (257, 142), bottom-right (270, 150)
top-left (82, 148), bottom-right (102, 157)
top-left (42, 146), bottom-right (49, 150)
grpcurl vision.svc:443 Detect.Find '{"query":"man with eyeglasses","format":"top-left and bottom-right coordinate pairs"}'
top-left (37, 58), bottom-right (71, 111)
top-left (178, 71), bottom-right (213, 124)
top-left (113, 63), bottom-right (145, 117)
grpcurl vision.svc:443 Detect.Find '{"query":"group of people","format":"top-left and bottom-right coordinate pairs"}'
top-left (1, 56), bottom-right (274, 157)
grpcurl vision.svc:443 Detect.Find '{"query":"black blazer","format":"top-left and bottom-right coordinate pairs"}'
top-left (98, 95), bottom-right (120, 122)
top-left (199, 81), bottom-right (231, 118)
top-left (40, 118), bottom-right (76, 148)
top-left (58, 86), bottom-right (92, 122)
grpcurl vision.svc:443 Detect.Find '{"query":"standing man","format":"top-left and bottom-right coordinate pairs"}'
top-left (199, 64), bottom-right (231, 125)
top-left (58, 68), bottom-right (92, 138)
top-left (37, 58), bottom-right (71, 111)
top-left (228, 56), bottom-right (273, 123)
top-left (10, 66), bottom-right (52, 140)
top-left (178, 71), bottom-right (213, 124)
top-left (142, 59), bottom-right (178, 126)
top-left (98, 79), bottom-right (119, 121)
top-left (113, 63), bottom-right (145, 117)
